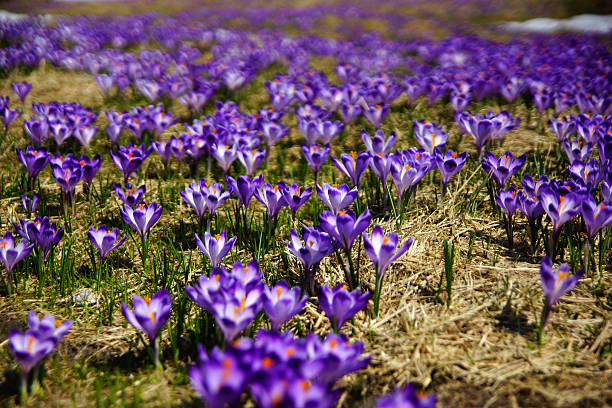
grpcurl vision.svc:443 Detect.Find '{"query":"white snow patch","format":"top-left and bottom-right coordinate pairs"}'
top-left (502, 14), bottom-right (612, 34)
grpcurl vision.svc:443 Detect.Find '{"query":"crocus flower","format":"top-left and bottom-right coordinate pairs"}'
top-left (211, 300), bottom-right (257, 341)
top-left (51, 161), bottom-right (82, 200)
top-left (281, 183), bottom-right (312, 218)
top-left (263, 280), bottom-right (307, 331)
top-left (77, 154), bottom-right (102, 188)
top-left (458, 113), bottom-right (494, 157)
top-left (302, 144), bottom-right (330, 185)
top-left (569, 158), bottom-right (601, 189)
top-left (539, 186), bottom-right (582, 257)
top-left (26, 311), bottom-right (73, 342)
top-left (23, 118), bottom-right (49, 147)
top-left (9, 329), bottom-right (56, 393)
top-left (113, 183), bottom-right (146, 207)
top-left (88, 225), bottom-right (126, 259)
top-left (189, 346), bottom-right (248, 408)
top-left (16, 146), bottom-right (48, 189)
top-left (185, 269), bottom-right (225, 311)
top-left (481, 150), bottom-right (526, 187)
top-left (0, 232), bottom-right (33, 293)
top-left (539, 256), bottom-right (583, 330)
top-left (49, 121), bottom-right (72, 146)
top-left (434, 148), bottom-right (467, 197)
top-left (331, 151), bottom-right (370, 188)
top-left (74, 125), bottom-right (98, 148)
top-left (11, 81), bottom-right (31, 105)
top-left (226, 174), bottom-right (264, 209)
top-left (110, 144), bottom-right (152, 184)
top-left (18, 216), bottom-right (63, 259)
top-left (287, 227), bottom-right (334, 295)
top-left (316, 183), bottom-right (358, 215)
top-left (201, 181), bottom-right (232, 217)
top-left (413, 120), bottom-right (448, 153)
top-left (549, 117), bottom-right (576, 145)
top-left (581, 195), bottom-right (612, 244)
top-left (195, 231), bottom-right (236, 268)
top-left (319, 209), bottom-right (371, 251)
top-left (121, 289), bottom-right (171, 365)
top-left (362, 103), bottom-right (388, 128)
top-left (181, 181), bottom-right (209, 222)
top-left (254, 182), bottom-right (288, 219)
top-left (120, 202), bottom-right (162, 237)
top-left (363, 225), bottom-right (413, 316)
top-left (563, 139), bottom-right (593, 163)
top-left (1, 105), bottom-right (22, 136)
top-left (390, 156), bottom-right (429, 201)
top-left (212, 143), bottom-right (238, 175)
top-left (237, 148), bottom-right (265, 177)
top-left (375, 384), bottom-right (437, 408)
top-left (495, 186), bottom-right (520, 247)
top-left (21, 194), bottom-right (38, 215)
top-left (318, 284), bottom-right (369, 332)
top-left (261, 121), bottom-right (288, 150)
top-left (361, 129), bottom-right (395, 156)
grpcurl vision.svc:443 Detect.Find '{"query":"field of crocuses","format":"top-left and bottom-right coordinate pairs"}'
top-left (0, 1), bottom-right (611, 407)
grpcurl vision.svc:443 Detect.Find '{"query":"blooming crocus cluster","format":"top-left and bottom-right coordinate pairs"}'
top-left (110, 144), bottom-right (152, 184)
top-left (9, 311), bottom-right (72, 395)
top-left (189, 330), bottom-right (370, 408)
top-left (122, 289), bottom-right (171, 365)
top-left (14, 216), bottom-right (64, 260)
top-left (375, 384), bottom-right (437, 408)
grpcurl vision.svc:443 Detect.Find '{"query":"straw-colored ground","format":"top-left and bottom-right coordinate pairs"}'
top-left (0, 2), bottom-right (611, 408)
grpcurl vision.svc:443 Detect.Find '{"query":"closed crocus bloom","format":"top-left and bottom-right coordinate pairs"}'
top-left (195, 231), bottom-right (236, 268)
top-left (237, 147), bottom-right (265, 177)
top-left (152, 137), bottom-right (174, 167)
top-left (481, 150), bottom-right (526, 187)
top-left (518, 190), bottom-right (544, 224)
top-left (316, 119), bottom-right (344, 144)
top-left (495, 186), bottom-right (521, 247)
top-left (120, 202), bottom-right (162, 237)
top-left (88, 225), bottom-right (126, 259)
top-left (318, 284), bottom-right (369, 332)
top-left (74, 125), bottom-right (98, 148)
top-left (21, 194), bottom-right (38, 214)
top-left (362, 103), bottom-right (388, 129)
top-left (254, 181), bottom-right (288, 219)
top-left (226, 174), bottom-right (264, 209)
top-left (26, 311), bottom-right (73, 343)
top-left (122, 289), bottom-right (171, 365)
top-left (23, 118), bottom-right (49, 147)
top-left (287, 227), bottom-right (333, 295)
top-left (581, 195), bottom-right (612, 243)
top-left (260, 121), bottom-right (288, 147)
top-left (301, 143), bottom-right (330, 181)
top-left (339, 102), bottom-right (362, 123)
top-left (201, 181), bottom-right (232, 216)
top-left (230, 259), bottom-right (263, 292)
top-left (11, 81), bottom-right (31, 104)
top-left (181, 181), bottom-right (208, 221)
top-left (375, 384), bottom-right (437, 408)
top-left (185, 269), bottom-right (225, 311)
top-left (0, 232), bottom-right (33, 293)
top-left (298, 119), bottom-right (319, 145)
top-left (211, 299), bottom-right (257, 341)
top-left (460, 114), bottom-right (494, 157)
top-left (361, 129), bottom-right (395, 156)
top-left (281, 183), bottom-right (312, 217)
top-left (16, 146), bottom-right (48, 186)
top-left (331, 151), bottom-right (370, 188)
top-left (370, 152), bottom-right (393, 184)
top-left (413, 119), bottom-right (448, 154)
top-left (539, 256), bottom-right (583, 329)
top-left (77, 154), bottom-right (102, 187)
top-left (549, 116), bottom-right (576, 144)
top-left (434, 148), bottom-right (467, 196)
top-left (49, 120), bottom-right (73, 146)
top-left (113, 183), bottom-right (146, 208)
top-left (316, 183), bottom-right (358, 215)
top-left (263, 280), bottom-right (307, 331)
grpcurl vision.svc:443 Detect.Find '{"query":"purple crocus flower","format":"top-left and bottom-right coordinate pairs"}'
top-left (201, 181), bottom-right (232, 217)
top-left (189, 346), bottom-right (248, 408)
top-left (318, 284), bottom-right (369, 332)
top-left (316, 183), bottom-right (358, 215)
top-left (110, 144), bottom-right (152, 184)
top-left (26, 311), bottom-right (73, 342)
top-left (120, 202), bottom-right (163, 237)
top-left (226, 174), bottom-right (264, 209)
top-left (261, 121), bottom-right (288, 150)
top-left (319, 209), bottom-right (371, 251)
top-left (23, 118), bottom-right (49, 147)
top-left (263, 280), bottom-right (307, 331)
top-left (458, 113), bottom-right (494, 157)
top-left (212, 143), bottom-right (238, 175)
top-left (194, 231), bottom-right (236, 268)
top-left (281, 183), bottom-right (313, 218)
top-left (389, 156), bottom-right (429, 200)
top-left (181, 181), bottom-right (209, 221)
top-left (11, 81), bottom-right (31, 105)
top-left (21, 194), bottom-right (38, 215)
top-left (113, 183), bottom-right (146, 208)
top-left (254, 182), bottom-right (288, 219)
top-left (363, 225), bottom-right (413, 316)
top-left (9, 329), bottom-right (56, 392)
top-left (563, 139), bottom-right (593, 163)
top-left (569, 159), bottom-right (601, 189)
top-left (539, 186), bottom-right (582, 257)
top-left (539, 256), bottom-right (583, 330)
top-left (1, 105), bottom-right (22, 135)
top-left (88, 225), bottom-right (126, 259)
top-left (302, 144), bottom-right (330, 185)
top-left (51, 161), bottom-right (82, 203)
top-left (0, 232), bottom-right (33, 293)
top-left (211, 300), bottom-right (257, 341)
top-left (316, 120), bottom-right (344, 145)
top-left (362, 103), bottom-right (388, 129)
top-left (152, 137), bottom-right (174, 172)
top-left (16, 146), bottom-right (48, 189)
top-left (77, 154), bottom-right (102, 187)
top-left (481, 150), bottom-right (526, 187)
top-left (121, 289), bottom-right (171, 365)
top-left (287, 227), bottom-right (334, 295)
top-left (74, 125), bottom-right (98, 148)
top-left (495, 187), bottom-right (520, 247)
top-left (361, 129), bottom-right (396, 156)
top-left (549, 117), bottom-right (576, 145)
top-left (19, 216), bottom-right (64, 259)
top-left (331, 151), bottom-right (370, 188)
top-left (581, 195), bottom-right (612, 244)
top-left (413, 120), bottom-right (448, 154)
top-left (48, 121), bottom-right (73, 146)
top-left (434, 148), bottom-right (467, 197)
top-left (105, 122), bottom-right (123, 145)
top-left (238, 148), bottom-right (265, 177)
top-left (375, 384), bottom-right (437, 408)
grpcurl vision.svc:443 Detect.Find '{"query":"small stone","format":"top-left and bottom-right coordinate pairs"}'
top-left (72, 288), bottom-right (99, 306)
